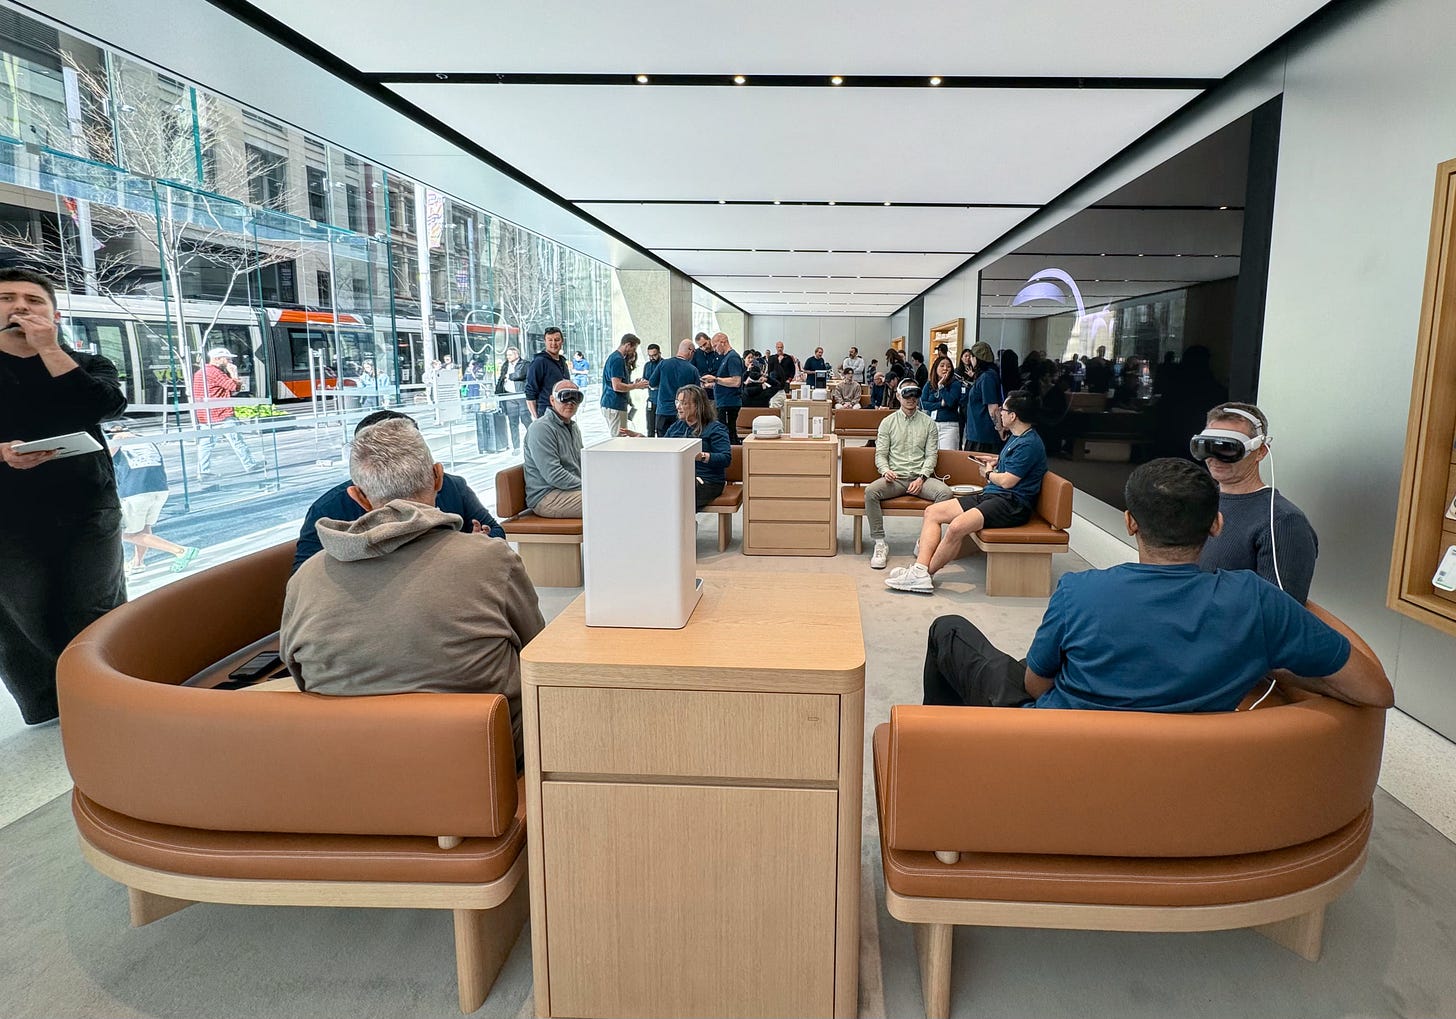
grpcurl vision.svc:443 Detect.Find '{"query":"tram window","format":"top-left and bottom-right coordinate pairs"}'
top-left (67, 319), bottom-right (133, 395)
top-left (287, 329), bottom-right (326, 373)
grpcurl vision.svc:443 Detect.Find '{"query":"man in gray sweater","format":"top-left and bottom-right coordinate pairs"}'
top-left (280, 418), bottom-right (543, 749)
top-left (1194, 402), bottom-right (1319, 603)
top-left (523, 379), bottom-right (584, 518)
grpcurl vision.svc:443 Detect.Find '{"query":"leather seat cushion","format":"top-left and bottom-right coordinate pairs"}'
top-left (978, 516), bottom-right (1070, 545)
top-left (707, 483), bottom-right (743, 509)
top-left (503, 516), bottom-right (583, 536)
top-left (841, 489), bottom-right (935, 512)
top-left (73, 783), bottom-right (526, 885)
top-left (872, 725), bottom-right (1370, 907)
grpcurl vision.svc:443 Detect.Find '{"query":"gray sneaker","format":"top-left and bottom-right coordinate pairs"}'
top-left (869, 540), bottom-right (889, 569)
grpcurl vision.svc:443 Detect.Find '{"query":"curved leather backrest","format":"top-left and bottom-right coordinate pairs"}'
top-left (727, 445), bottom-right (743, 483)
top-left (936, 450), bottom-right (982, 486)
top-left (736, 407), bottom-right (781, 430)
top-left (835, 408), bottom-right (892, 431)
top-left (884, 610), bottom-right (1387, 858)
top-left (57, 542), bottom-right (518, 839)
top-left (842, 445), bottom-right (879, 484)
top-left (496, 464), bottom-right (527, 518)
top-left (1038, 472), bottom-right (1073, 529)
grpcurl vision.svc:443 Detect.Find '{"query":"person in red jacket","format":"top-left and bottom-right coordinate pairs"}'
top-left (191, 346), bottom-right (261, 478)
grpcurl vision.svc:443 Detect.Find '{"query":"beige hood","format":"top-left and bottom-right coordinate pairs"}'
top-left (314, 499), bottom-right (463, 562)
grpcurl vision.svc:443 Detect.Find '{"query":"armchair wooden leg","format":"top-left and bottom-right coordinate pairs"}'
top-left (453, 879), bottom-right (529, 1013)
top-left (853, 516), bottom-right (863, 555)
top-left (914, 922), bottom-right (953, 1019)
top-left (717, 513), bottom-right (732, 552)
top-left (127, 887), bottom-right (193, 927)
top-left (1253, 906), bottom-right (1325, 961)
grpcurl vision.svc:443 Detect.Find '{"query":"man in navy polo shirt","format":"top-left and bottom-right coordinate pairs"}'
top-left (700, 332), bottom-right (744, 444)
top-left (691, 332), bottom-right (720, 402)
top-left (600, 333), bottom-right (650, 437)
top-left (919, 458), bottom-right (1392, 711)
top-left (293, 410), bottom-right (503, 573)
top-left (653, 339), bottom-right (702, 438)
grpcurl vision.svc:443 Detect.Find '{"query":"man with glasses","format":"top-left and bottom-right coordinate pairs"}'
top-left (523, 379), bottom-right (585, 518)
top-left (1193, 402), bottom-right (1318, 603)
top-left (865, 379), bottom-right (954, 570)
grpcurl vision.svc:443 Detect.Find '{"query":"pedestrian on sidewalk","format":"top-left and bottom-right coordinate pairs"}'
top-left (107, 419), bottom-right (199, 575)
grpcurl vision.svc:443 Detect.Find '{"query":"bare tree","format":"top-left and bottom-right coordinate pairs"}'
top-left (490, 219), bottom-right (574, 347)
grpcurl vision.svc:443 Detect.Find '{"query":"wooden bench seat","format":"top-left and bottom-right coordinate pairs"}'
top-left (495, 465), bottom-right (583, 587)
top-left (702, 446), bottom-right (744, 551)
top-left (833, 407), bottom-right (894, 446)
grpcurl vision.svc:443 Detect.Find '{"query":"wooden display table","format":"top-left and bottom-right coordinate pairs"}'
top-left (521, 572), bottom-right (865, 1018)
top-left (742, 434), bottom-right (839, 556)
top-left (782, 397), bottom-right (834, 435)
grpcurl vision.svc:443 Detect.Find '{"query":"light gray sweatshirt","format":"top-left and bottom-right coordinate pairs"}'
top-left (280, 499), bottom-right (544, 746)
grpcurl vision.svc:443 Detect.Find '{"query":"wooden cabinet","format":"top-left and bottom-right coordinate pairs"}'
top-left (520, 573), bottom-right (865, 1019)
top-left (742, 435), bottom-right (838, 556)
top-left (929, 318), bottom-right (966, 365)
top-left (1390, 156), bottom-right (1456, 636)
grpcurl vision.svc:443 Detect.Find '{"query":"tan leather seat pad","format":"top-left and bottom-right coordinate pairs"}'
top-left (73, 783), bottom-right (526, 885)
top-left (707, 483), bottom-right (743, 509)
top-left (979, 517), bottom-right (1070, 545)
top-left (503, 517), bottom-right (583, 536)
top-left (872, 726), bottom-right (1371, 907)
top-left (840, 490), bottom-right (935, 512)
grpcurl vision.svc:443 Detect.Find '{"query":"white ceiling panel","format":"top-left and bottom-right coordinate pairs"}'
top-left (575, 203), bottom-right (1031, 253)
top-left (391, 84), bottom-right (1196, 205)
top-left (665, 250), bottom-right (968, 278)
top-left (698, 276), bottom-right (928, 297)
top-left (249, 0), bottom-right (1330, 79)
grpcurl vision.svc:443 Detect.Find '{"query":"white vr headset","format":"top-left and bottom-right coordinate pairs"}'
top-left (1189, 407), bottom-right (1268, 463)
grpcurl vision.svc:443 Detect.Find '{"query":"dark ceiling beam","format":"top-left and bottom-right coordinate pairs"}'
top-left (372, 72), bottom-right (1217, 90)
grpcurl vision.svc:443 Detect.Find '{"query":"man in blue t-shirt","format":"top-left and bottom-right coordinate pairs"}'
top-left (599, 333), bottom-right (651, 438)
top-left (691, 332), bottom-right (721, 402)
top-left (888, 389), bottom-right (1047, 594)
top-left (919, 458), bottom-right (1393, 712)
top-left (653, 339), bottom-right (703, 438)
top-left (293, 411), bottom-right (503, 573)
top-left (700, 332), bottom-right (744, 444)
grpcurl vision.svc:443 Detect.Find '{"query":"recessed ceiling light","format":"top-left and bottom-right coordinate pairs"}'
top-left (828, 201), bottom-right (836, 206)
top-left (883, 201), bottom-right (892, 206)
top-left (1100, 252), bottom-right (1106, 256)
top-left (830, 76), bottom-right (844, 86)
top-left (773, 200), bottom-right (781, 205)
top-left (929, 76), bottom-right (942, 86)
top-left (636, 74), bottom-right (649, 84)
top-left (718, 199), bottom-right (726, 205)
top-left (734, 75), bottom-right (747, 85)
top-left (1137, 253), bottom-right (1144, 256)
top-left (1219, 205), bottom-right (1229, 210)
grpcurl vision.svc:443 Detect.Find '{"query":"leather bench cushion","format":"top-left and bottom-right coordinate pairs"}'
top-left (708, 482), bottom-right (743, 509)
top-left (74, 782), bottom-right (526, 885)
top-left (840, 489), bottom-right (935, 512)
top-left (495, 466), bottom-right (528, 519)
top-left (503, 516), bottom-right (583, 536)
top-left (979, 516), bottom-right (1070, 545)
top-left (872, 725), bottom-right (1371, 907)
top-left (837, 429), bottom-right (879, 437)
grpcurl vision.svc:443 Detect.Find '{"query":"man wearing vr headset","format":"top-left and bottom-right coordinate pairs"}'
top-left (1190, 402), bottom-right (1318, 603)
top-left (865, 379), bottom-right (955, 570)
top-left (523, 379), bottom-right (585, 518)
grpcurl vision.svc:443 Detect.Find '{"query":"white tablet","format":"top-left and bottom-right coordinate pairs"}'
top-left (11, 431), bottom-right (104, 460)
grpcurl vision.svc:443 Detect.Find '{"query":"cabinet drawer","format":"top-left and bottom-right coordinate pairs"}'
top-left (537, 687), bottom-right (840, 781)
top-left (749, 475), bottom-right (835, 499)
top-left (747, 497), bottom-right (832, 523)
top-left (748, 521), bottom-right (834, 552)
top-left (750, 446), bottom-right (833, 476)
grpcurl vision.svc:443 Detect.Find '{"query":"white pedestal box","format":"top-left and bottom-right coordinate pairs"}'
top-left (581, 437), bottom-right (703, 628)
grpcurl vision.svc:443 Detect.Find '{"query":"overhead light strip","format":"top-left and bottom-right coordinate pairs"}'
top-left (374, 72), bottom-right (1218, 90)
top-left (577, 199), bottom-right (1040, 208)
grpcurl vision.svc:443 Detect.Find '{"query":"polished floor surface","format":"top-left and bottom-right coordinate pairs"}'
top-left (3, 514), bottom-right (1456, 1017)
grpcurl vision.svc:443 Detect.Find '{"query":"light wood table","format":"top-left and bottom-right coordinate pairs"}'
top-left (742, 434), bottom-right (839, 556)
top-left (520, 571), bottom-right (865, 1018)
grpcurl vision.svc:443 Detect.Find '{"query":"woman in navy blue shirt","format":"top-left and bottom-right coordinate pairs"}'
top-left (962, 341), bottom-right (1003, 453)
top-left (920, 356), bottom-right (966, 450)
top-left (666, 384), bottom-right (731, 510)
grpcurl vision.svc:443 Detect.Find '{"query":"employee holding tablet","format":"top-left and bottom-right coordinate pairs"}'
top-left (0, 266), bottom-right (128, 725)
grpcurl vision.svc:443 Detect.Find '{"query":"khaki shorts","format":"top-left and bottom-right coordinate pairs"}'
top-left (120, 491), bottom-right (168, 533)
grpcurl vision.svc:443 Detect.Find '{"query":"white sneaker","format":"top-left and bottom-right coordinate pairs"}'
top-left (869, 540), bottom-right (889, 569)
top-left (888, 565), bottom-right (912, 580)
top-left (886, 564), bottom-right (934, 593)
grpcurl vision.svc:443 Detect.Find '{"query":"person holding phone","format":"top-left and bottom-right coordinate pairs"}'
top-left (0, 266), bottom-right (129, 725)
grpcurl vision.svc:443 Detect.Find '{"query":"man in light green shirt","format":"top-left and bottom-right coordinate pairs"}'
top-left (867, 379), bottom-right (954, 569)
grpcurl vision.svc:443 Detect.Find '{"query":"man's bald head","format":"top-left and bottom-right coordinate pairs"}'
top-left (676, 339), bottom-right (695, 359)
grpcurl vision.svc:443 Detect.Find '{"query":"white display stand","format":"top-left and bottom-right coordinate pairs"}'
top-left (582, 437), bottom-right (703, 628)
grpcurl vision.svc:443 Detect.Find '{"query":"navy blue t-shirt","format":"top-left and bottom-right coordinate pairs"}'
top-left (653, 357), bottom-right (702, 413)
top-left (292, 473), bottom-right (505, 572)
top-left (984, 429), bottom-right (1046, 505)
top-left (963, 369), bottom-right (1001, 444)
top-left (112, 443), bottom-right (168, 498)
top-left (600, 350), bottom-right (630, 411)
top-left (713, 349), bottom-right (745, 408)
top-left (1026, 564), bottom-right (1351, 713)
top-left (666, 419), bottom-right (732, 484)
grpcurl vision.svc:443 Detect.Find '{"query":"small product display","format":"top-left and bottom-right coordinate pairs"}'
top-left (1435, 546), bottom-right (1456, 592)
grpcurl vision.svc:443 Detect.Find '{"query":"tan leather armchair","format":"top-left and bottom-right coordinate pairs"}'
top-left (873, 604), bottom-right (1390, 1018)
top-left (57, 541), bottom-right (527, 1013)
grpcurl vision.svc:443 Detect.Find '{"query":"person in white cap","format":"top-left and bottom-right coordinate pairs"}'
top-left (191, 346), bottom-right (262, 479)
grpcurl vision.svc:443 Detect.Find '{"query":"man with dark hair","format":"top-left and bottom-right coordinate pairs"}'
top-left (524, 326), bottom-right (569, 419)
top-left (888, 389), bottom-right (1046, 593)
top-left (1194, 402), bottom-right (1319, 602)
top-left (600, 333), bottom-right (650, 438)
top-left (803, 346), bottom-right (830, 387)
top-left (292, 410), bottom-right (503, 573)
top-left (1085, 345), bottom-right (1113, 395)
top-left (0, 266), bottom-right (129, 724)
top-left (691, 331), bottom-right (720, 402)
top-left (918, 458), bottom-right (1392, 712)
top-left (642, 342), bottom-right (664, 437)
top-left (910, 350), bottom-right (928, 388)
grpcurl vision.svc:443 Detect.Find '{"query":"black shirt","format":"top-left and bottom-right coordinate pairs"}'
top-left (0, 345), bottom-right (128, 523)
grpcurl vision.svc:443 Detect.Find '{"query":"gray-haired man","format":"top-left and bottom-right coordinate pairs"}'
top-left (523, 378), bottom-right (585, 518)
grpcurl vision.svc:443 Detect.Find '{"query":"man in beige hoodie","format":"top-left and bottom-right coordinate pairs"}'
top-left (280, 418), bottom-right (543, 751)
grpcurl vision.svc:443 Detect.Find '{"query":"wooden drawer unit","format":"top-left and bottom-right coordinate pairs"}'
top-left (743, 436), bottom-right (838, 556)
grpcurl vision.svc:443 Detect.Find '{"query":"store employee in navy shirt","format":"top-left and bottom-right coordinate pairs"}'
top-left (599, 333), bottom-right (650, 438)
top-left (699, 332), bottom-right (744, 444)
top-left (919, 458), bottom-right (1393, 711)
top-left (293, 411), bottom-right (503, 573)
top-left (653, 339), bottom-right (703, 439)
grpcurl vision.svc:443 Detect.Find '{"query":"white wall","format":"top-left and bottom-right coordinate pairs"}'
top-left (746, 316), bottom-right (891, 367)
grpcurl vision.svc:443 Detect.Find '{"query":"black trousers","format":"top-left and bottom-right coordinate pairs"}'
top-left (719, 408), bottom-right (741, 445)
top-left (922, 615), bottom-right (1034, 708)
top-left (646, 401), bottom-right (658, 437)
top-left (694, 479), bottom-right (726, 511)
top-left (501, 399), bottom-right (530, 449)
top-left (656, 413), bottom-right (677, 438)
top-left (0, 508), bottom-right (127, 724)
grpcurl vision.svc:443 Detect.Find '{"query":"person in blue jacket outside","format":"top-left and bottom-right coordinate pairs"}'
top-left (570, 350), bottom-right (590, 389)
top-left (665, 384), bottom-right (731, 511)
top-left (292, 410), bottom-right (504, 573)
top-left (920, 355), bottom-right (966, 450)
